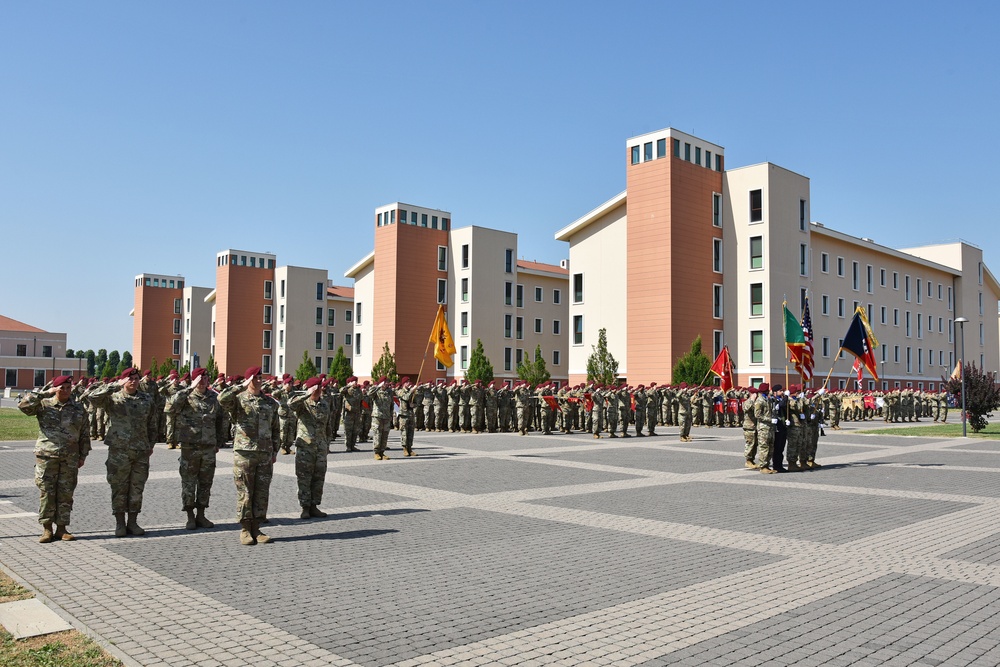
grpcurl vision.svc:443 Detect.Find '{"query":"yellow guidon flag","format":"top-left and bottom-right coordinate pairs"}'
top-left (429, 304), bottom-right (457, 368)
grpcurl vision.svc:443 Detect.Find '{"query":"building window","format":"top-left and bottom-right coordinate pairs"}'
top-left (280, 280), bottom-right (285, 298)
top-left (504, 314), bottom-right (512, 338)
top-left (866, 266), bottom-right (874, 293)
top-left (534, 286), bottom-right (543, 302)
top-left (880, 268), bottom-right (886, 287)
top-left (345, 309), bottom-right (352, 322)
top-left (461, 278), bottom-right (469, 302)
top-left (504, 281), bottom-right (513, 306)
top-left (906, 311), bottom-right (911, 337)
top-left (573, 273), bottom-right (583, 303)
top-left (552, 350), bottom-right (561, 366)
top-left (460, 345), bottom-right (468, 369)
top-left (631, 145), bottom-right (640, 165)
top-left (656, 138), bottom-right (666, 158)
top-left (837, 257), bottom-right (845, 277)
top-left (881, 306), bottom-right (887, 325)
top-left (917, 313), bottom-right (923, 339)
top-left (315, 356), bottom-right (322, 371)
top-left (751, 330), bottom-right (764, 364)
top-left (821, 253), bottom-right (829, 273)
top-left (573, 315), bottom-right (583, 345)
top-left (905, 275), bottom-right (911, 301)
top-left (894, 308), bottom-right (899, 326)
top-left (553, 289), bottom-right (561, 304)
top-left (15, 344), bottom-right (26, 356)
top-left (852, 262), bottom-right (860, 291)
top-left (516, 316), bottom-right (523, 340)
top-left (41, 345), bottom-right (53, 358)
top-left (34, 369), bottom-right (45, 387)
top-left (279, 330), bottom-right (284, 349)
top-left (263, 331), bottom-right (272, 350)
top-left (315, 307), bottom-right (323, 325)
top-left (644, 142), bottom-right (653, 161)
top-left (327, 333), bottom-right (335, 351)
top-left (279, 305), bottom-right (284, 324)
top-left (264, 280), bottom-right (273, 300)
top-left (713, 284), bottom-right (723, 319)
top-left (316, 282), bottom-right (324, 301)
top-left (684, 143), bottom-right (691, 161)
top-left (516, 348), bottom-right (524, 365)
top-left (800, 244), bottom-right (808, 276)
top-left (906, 347), bottom-right (912, 373)
top-left (327, 308), bottom-right (335, 326)
top-left (264, 306), bottom-right (272, 325)
top-left (461, 244), bottom-right (469, 269)
top-left (713, 238), bottom-right (722, 273)
top-left (315, 332), bottom-right (322, 350)
top-left (553, 320), bottom-right (561, 335)
top-left (713, 331), bottom-right (724, 359)
top-left (173, 319), bottom-right (181, 335)
top-left (461, 311), bottom-right (469, 336)
top-left (799, 199), bottom-right (807, 231)
top-left (749, 189), bottom-right (763, 222)
top-left (822, 337), bottom-right (830, 357)
top-left (174, 298), bottom-right (182, 314)
top-left (750, 236), bottom-right (763, 270)
top-left (948, 286), bottom-right (953, 310)
top-left (694, 146), bottom-right (701, 165)
top-left (344, 334), bottom-right (351, 346)
top-left (438, 279), bottom-right (447, 304)
top-left (821, 295), bottom-right (829, 315)
top-left (504, 347), bottom-right (512, 371)
top-left (838, 298), bottom-right (845, 318)
top-left (438, 246), bottom-right (448, 271)
top-left (750, 283), bottom-right (763, 317)
top-left (534, 318), bottom-right (542, 334)
top-left (516, 284), bottom-right (524, 308)
top-left (713, 193), bottom-right (722, 227)
top-left (917, 278), bottom-right (923, 304)
top-left (173, 339), bottom-right (180, 355)
top-left (505, 248), bottom-right (513, 273)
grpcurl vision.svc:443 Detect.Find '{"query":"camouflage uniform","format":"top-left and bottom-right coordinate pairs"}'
top-left (368, 383), bottom-right (394, 459)
top-left (20, 391), bottom-right (90, 530)
top-left (218, 386), bottom-right (280, 524)
top-left (742, 393), bottom-right (758, 466)
top-left (485, 385), bottom-right (499, 433)
top-left (341, 384), bottom-right (362, 451)
top-left (288, 390), bottom-right (333, 510)
top-left (396, 384), bottom-right (417, 455)
top-left (754, 392), bottom-right (775, 471)
top-left (88, 384), bottom-right (158, 518)
top-left (678, 389), bottom-right (693, 441)
top-left (165, 385), bottom-right (227, 515)
top-left (272, 385), bottom-right (298, 455)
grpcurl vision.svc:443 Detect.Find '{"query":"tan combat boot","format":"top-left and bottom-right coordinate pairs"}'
top-left (240, 520), bottom-right (256, 545)
top-left (126, 513), bottom-right (145, 536)
top-left (195, 507), bottom-right (214, 528)
top-left (54, 525), bottom-right (75, 541)
top-left (39, 523), bottom-right (54, 544)
top-left (114, 513), bottom-right (127, 538)
top-left (251, 520), bottom-right (271, 544)
top-left (185, 509), bottom-right (197, 530)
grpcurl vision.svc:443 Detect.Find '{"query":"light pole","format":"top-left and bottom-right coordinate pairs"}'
top-left (955, 317), bottom-right (968, 437)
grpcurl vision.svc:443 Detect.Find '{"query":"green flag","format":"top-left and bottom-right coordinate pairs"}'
top-left (783, 303), bottom-right (806, 364)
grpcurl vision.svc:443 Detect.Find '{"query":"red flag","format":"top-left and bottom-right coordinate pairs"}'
top-left (797, 299), bottom-right (815, 382)
top-left (709, 346), bottom-right (735, 392)
top-left (851, 357), bottom-right (863, 389)
top-left (584, 393), bottom-right (593, 413)
top-left (542, 395), bottom-right (561, 412)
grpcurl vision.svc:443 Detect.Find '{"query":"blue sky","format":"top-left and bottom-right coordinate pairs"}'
top-left (3, 2), bottom-right (997, 355)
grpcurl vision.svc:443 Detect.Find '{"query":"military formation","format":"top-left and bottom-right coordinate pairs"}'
top-left (20, 368), bottom-right (957, 545)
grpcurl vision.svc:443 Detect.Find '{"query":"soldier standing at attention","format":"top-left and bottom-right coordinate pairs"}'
top-left (368, 377), bottom-right (394, 460)
top-left (677, 384), bottom-right (693, 442)
top-left (645, 383), bottom-right (659, 436)
top-left (219, 366), bottom-right (280, 546)
top-left (754, 383), bottom-right (775, 473)
top-left (273, 374), bottom-right (297, 455)
top-left (87, 368), bottom-right (158, 537)
top-left (742, 387), bottom-right (759, 468)
top-left (341, 376), bottom-right (362, 452)
top-left (166, 367), bottom-right (227, 530)
top-left (288, 376), bottom-right (332, 519)
top-left (395, 377), bottom-right (417, 456)
top-left (20, 376), bottom-right (91, 543)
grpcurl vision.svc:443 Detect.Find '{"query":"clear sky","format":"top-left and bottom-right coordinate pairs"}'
top-left (3, 1), bottom-right (998, 356)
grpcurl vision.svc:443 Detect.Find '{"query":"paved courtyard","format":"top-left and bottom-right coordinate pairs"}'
top-left (3, 421), bottom-right (1000, 666)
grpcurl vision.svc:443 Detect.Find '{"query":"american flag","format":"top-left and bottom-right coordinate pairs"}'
top-left (797, 298), bottom-right (815, 381)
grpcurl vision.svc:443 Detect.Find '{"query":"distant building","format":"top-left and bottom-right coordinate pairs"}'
top-left (557, 126), bottom-right (1000, 388)
top-left (346, 203), bottom-right (569, 384)
top-left (131, 273), bottom-right (187, 372)
top-left (0, 315), bottom-right (77, 391)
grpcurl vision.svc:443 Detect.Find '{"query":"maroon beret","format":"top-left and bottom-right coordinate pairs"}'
top-left (191, 368), bottom-right (207, 381)
top-left (119, 368), bottom-right (139, 380)
top-left (244, 366), bottom-right (262, 379)
top-left (304, 377), bottom-right (322, 390)
top-left (52, 375), bottom-right (73, 388)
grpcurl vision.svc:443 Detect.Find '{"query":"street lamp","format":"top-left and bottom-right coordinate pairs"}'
top-left (955, 317), bottom-right (969, 437)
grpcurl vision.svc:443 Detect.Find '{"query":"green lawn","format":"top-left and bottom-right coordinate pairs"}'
top-left (0, 572), bottom-right (121, 666)
top-left (855, 422), bottom-right (1000, 439)
top-left (0, 408), bottom-right (37, 441)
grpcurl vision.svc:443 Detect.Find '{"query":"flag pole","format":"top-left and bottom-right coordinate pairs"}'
top-left (415, 305), bottom-right (444, 386)
top-left (821, 347), bottom-right (845, 391)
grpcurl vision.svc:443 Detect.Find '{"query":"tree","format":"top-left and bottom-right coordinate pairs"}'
top-left (945, 362), bottom-right (1000, 433)
top-left (66, 348), bottom-right (75, 358)
top-left (85, 350), bottom-right (96, 377)
top-left (672, 335), bottom-right (712, 386)
top-left (75, 350), bottom-right (86, 360)
top-left (95, 349), bottom-right (108, 378)
top-left (148, 356), bottom-right (158, 376)
top-left (586, 328), bottom-right (620, 385)
top-left (205, 355), bottom-right (218, 381)
top-left (106, 351), bottom-right (121, 378)
top-left (178, 362), bottom-right (191, 376)
top-left (371, 342), bottom-right (399, 382)
top-left (465, 339), bottom-right (494, 384)
top-left (517, 345), bottom-right (551, 386)
top-left (327, 346), bottom-right (353, 385)
top-left (118, 351), bottom-right (133, 375)
top-left (159, 358), bottom-right (178, 376)
top-left (295, 350), bottom-right (318, 381)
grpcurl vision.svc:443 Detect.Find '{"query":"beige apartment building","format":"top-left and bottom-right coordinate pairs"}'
top-left (347, 204), bottom-right (569, 385)
top-left (558, 126), bottom-right (1000, 388)
top-left (0, 315), bottom-right (76, 392)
